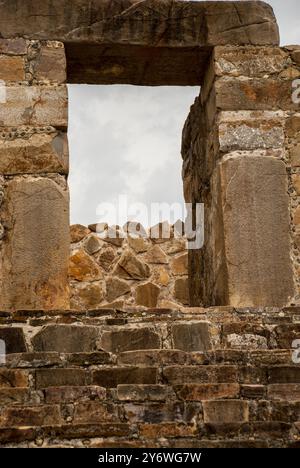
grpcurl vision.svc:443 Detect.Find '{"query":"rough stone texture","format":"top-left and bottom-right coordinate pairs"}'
top-left (172, 322), bottom-right (212, 352)
top-left (0, 328), bottom-right (27, 354)
top-left (0, 176), bottom-right (69, 310)
top-left (0, 307), bottom-right (298, 447)
top-left (212, 155), bottom-right (294, 307)
top-left (0, 131), bottom-right (69, 175)
top-left (182, 44), bottom-right (299, 307)
top-left (0, 1), bottom-right (279, 86)
top-left (32, 325), bottom-right (101, 353)
top-left (70, 223), bottom-right (188, 309)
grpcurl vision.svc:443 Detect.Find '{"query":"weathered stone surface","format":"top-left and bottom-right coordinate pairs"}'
top-left (0, 369), bottom-right (29, 388)
top-left (174, 278), bottom-right (189, 305)
top-left (44, 385), bottom-right (106, 403)
top-left (268, 384), bottom-right (300, 401)
top-left (101, 327), bottom-right (160, 353)
top-left (0, 176), bottom-right (69, 310)
top-left (118, 350), bottom-right (189, 366)
top-left (0, 55), bottom-right (25, 81)
top-left (175, 383), bottom-right (240, 401)
top-left (32, 325), bottom-right (101, 353)
top-left (0, 38), bottom-right (27, 55)
top-left (268, 367), bottom-right (300, 384)
top-left (92, 367), bottom-right (158, 388)
top-left (0, 327), bottom-right (27, 354)
top-left (170, 253), bottom-right (188, 275)
top-left (0, 132), bottom-right (69, 175)
top-left (128, 235), bottom-right (149, 253)
top-left (71, 282), bottom-right (105, 309)
top-left (0, 388), bottom-right (30, 406)
top-left (117, 250), bottom-right (150, 280)
top-left (163, 366), bottom-right (238, 385)
top-left (203, 400), bottom-right (249, 424)
top-left (0, 1), bottom-right (279, 86)
top-left (0, 86), bottom-right (68, 127)
top-left (172, 322), bottom-right (212, 352)
top-left (35, 369), bottom-right (86, 388)
top-left (83, 235), bottom-right (102, 255)
top-left (144, 245), bottom-right (168, 264)
top-left (117, 385), bottom-right (173, 402)
top-left (136, 282), bottom-right (160, 308)
top-left (70, 224), bottom-right (91, 243)
top-left (139, 423), bottom-right (197, 439)
top-left (215, 78), bottom-right (298, 111)
top-left (73, 401), bottom-right (119, 424)
top-left (96, 246), bottom-right (116, 271)
top-left (69, 250), bottom-right (103, 281)
top-left (0, 405), bottom-right (61, 427)
top-left (211, 155), bottom-right (294, 307)
top-left (106, 277), bottom-right (131, 303)
top-left (32, 43), bottom-right (66, 83)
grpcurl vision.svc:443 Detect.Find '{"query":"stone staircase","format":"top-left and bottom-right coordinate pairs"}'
top-left (0, 307), bottom-right (300, 448)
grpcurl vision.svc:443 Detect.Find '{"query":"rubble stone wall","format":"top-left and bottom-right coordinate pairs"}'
top-left (69, 223), bottom-right (188, 310)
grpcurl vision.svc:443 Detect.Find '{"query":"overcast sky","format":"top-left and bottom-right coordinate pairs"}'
top-left (68, 0), bottom-right (300, 227)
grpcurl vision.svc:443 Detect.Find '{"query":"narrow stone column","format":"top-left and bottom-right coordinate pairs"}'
top-left (0, 39), bottom-right (70, 310)
top-left (182, 45), bottom-right (300, 307)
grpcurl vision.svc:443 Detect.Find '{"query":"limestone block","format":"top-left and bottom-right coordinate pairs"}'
top-left (144, 245), bottom-right (168, 264)
top-left (100, 328), bottom-right (160, 353)
top-left (0, 131), bottom-right (69, 175)
top-left (0, 56), bottom-right (25, 81)
top-left (106, 277), bottom-right (131, 303)
top-left (0, 1), bottom-right (279, 86)
top-left (211, 154), bottom-right (294, 307)
top-left (69, 250), bottom-right (103, 281)
top-left (135, 282), bottom-right (160, 308)
top-left (0, 175), bottom-right (69, 310)
top-left (170, 253), bottom-right (188, 276)
top-left (174, 278), bottom-right (189, 305)
top-left (71, 282), bottom-right (105, 309)
top-left (0, 38), bottom-right (27, 55)
top-left (215, 78), bottom-right (299, 111)
top-left (32, 43), bottom-right (66, 83)
top-left (32, 325), bottom-right (101, 353)
top-left (0, 86), bottom-right (68, 127)
top-left (172, 322), bottom-right (212, 352)
top-left (203, 400), bottom-right (249, 424)
top-left (70, 224), bottom-right (90, 243)
top-left (117, 250), bottom-right (150, 280)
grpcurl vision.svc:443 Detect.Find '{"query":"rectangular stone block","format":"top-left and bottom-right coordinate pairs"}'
top-left (163, 366), bottom-right (238, 385)
top-left (44, 385), bottom-right (106, 403)
top-left (100, 327), bottom-right (161, 354)
top-left (209, 154), bottom-right (294, 307)
top-left (0, 38), bottom-right (27, 55)
top-left (124, 402), bottom-right (187, 424)
top-left (138, 423), bottom-right (197, 439)
top-left (203, 400), bottom-right (249, 424)
top-left (92, 367), bottom-right (158, 388)
top-left (0, 55), bottom-right (25, 81)
top-left (172, 322), bottom-right (212, 352)
top-left (0, 85), bottom-right (68, 127)
top-left (175, 383), bottom-right (240, 401)
top-left (0, 405), bottom-right (61, 427)
top-left (268, 367), bottom-right (300, 384)
top-left (268, 384), bottom-right (300, 401)
top-left (215, 78), bottom-right (299, 111)
top-left (73, 402), bottom-right (119, 424)
top-left (0, 388), bottom-right (30, 405)
top-left (117, 385), bottom-right (174, 402)
top-left (35, 369), bottom-right (87, 388)
top-left (32, 43), bottom-right (66, 84)
top-left (214, 46), bottom-right (288, 78)
top-left (0, 131), bottom-right (69, 175)
top-left (0, 369), bottom-right (29, 388)
top-left (0, 176), bottom-right (70, 310)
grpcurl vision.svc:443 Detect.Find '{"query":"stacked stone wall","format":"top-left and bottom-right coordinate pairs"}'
top-left (69, 223), bottom-right (188, 310)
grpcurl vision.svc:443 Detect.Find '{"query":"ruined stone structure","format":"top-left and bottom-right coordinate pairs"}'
top-left (0, 0), bottom-right (300, 448)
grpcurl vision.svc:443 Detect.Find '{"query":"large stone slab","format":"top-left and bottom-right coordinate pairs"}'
top-left (0, 86), bottom-right (68, 127)
top-left (0, 176), bottom-right (70, 310)
top-left (0, 131), bottom-right (69, 175)
top-left (211, 154), bottom-right (294, 307)
top-left (0, 1), bottom-right (279, 86)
